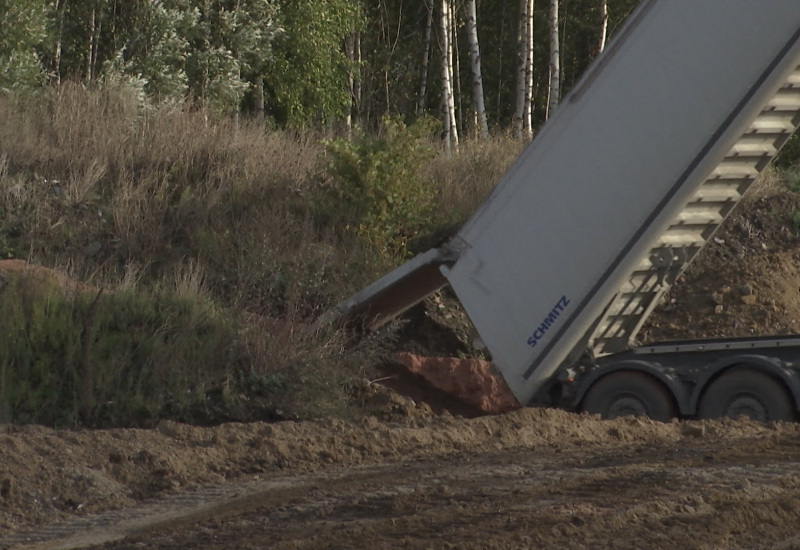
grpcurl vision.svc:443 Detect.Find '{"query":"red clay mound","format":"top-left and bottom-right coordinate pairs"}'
top-left (394, 352), bottom-right (522, 415)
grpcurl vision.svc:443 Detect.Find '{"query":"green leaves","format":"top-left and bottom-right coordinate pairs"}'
top-left (319, 117), bottom-right (440, 259)
top-left (264, 0), bottom-right (361, 126)
top-left (0, 0), bottom-right (48, 91)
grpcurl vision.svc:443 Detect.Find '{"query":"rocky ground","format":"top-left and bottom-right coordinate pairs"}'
top-left (4, 189), bottom-right (800, 548)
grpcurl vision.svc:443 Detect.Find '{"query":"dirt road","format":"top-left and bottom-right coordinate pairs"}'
top-left (3, 409), bottom-right (800, 549)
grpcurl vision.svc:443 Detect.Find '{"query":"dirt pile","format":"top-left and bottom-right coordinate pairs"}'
top-left (393, 352), bottom-right (521, 415)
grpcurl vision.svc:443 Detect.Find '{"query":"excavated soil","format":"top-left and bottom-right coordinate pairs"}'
top-left (4, 190), bottom-right (800, 548)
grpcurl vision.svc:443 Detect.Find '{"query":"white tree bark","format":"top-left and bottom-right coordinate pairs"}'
top-left (598, 0), bottom-right (608, 54)
top-left (439, 0), bottom-right (458, 151)
top-left (523, 0), bottom-right (534, 138)
top-left (345, 32), bottom-right (356, 134)
top-left (450, 1), bottom-right (462, 137)
top-left (87, 8), bottom-right (96, 82)
top-left (465, 0), bottom-right (488, 138)
top-left (53, 0), bottom-right (67, 85)
top-left (546, 0), bottom-right (560, 120)
top-left (512, 0), bottom-right (528, 140)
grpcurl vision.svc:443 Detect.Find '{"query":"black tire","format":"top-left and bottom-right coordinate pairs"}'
top-left (697, 368), bottom-right (795, 422)
top-left (582, 371), bottom-right (677, 422)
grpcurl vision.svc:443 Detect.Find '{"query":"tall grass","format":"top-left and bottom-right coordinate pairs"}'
top-left (0, 84), bottom-right (518, 426)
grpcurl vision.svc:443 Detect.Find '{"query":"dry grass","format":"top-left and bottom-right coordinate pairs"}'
top-left (424, 133), bottom-right (524, 221)
top-left (0, 85), bottom-right (517, 426)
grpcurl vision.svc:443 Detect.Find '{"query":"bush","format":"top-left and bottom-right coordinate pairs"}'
top-left (317, 117), bottom-right (440, 259)
top-left (0, 272), bottom-right (239, 427)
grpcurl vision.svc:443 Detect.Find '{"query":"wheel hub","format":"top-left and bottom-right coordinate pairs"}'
top-left (725, 394), bottom-right (768, 422)
top-left (607, 396), bottom-right (648, 419)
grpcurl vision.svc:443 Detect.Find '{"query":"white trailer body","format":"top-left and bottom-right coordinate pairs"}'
top-left (336, 0), bottom-right (800, 416)
top-left (445, 0), bottom-right (800, 405)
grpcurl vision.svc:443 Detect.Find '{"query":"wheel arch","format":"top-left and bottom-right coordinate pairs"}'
top-left (689, 355), bottom-right (800, 415)
top-left (573, 359), bottom-right (689, 415)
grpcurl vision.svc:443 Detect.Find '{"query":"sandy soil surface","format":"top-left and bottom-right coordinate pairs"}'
top-left (4, 190), bottom-right (800, 548)
top-left (3, 410), bottom-right (800, 549)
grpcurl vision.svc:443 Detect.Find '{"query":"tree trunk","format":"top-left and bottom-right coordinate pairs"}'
top-left (355, 32), bottom-right (362, 121)
top-left (345, 31), bottom-right (356, 134)
top-left (450, 1), bottom-right (462, 137)
top-left (512, 0), bottom-right (528, 139)
top-left (513, 0), bottom-right (535, 140)
top-left (598, 0), bottom-right (608, 54)
top-left (253, 79), bottom-right (265, 121)
top-left (439, 0), bottom-right (458, 151)
top-left (523, 0), bottom-right (534, 139)
top-left (546, 0), bottom-right (560, 120)
top-left (53, 0), bottom-right (67, 85)
top-left (87, 8), bottom-right (96, 82)
top-left (465, 0), bottom-right (488, 138)
top-left (418, 0), bottom-right (434, 116)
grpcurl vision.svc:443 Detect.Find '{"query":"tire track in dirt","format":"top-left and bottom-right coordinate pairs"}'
top-left (7, 437), bottom-right (800, 549)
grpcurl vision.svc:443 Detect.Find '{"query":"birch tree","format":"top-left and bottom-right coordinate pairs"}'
top-left (449, 1), bottom-right (462, 136)
top-left (439, 0), bottom-right (458, 151)
top-left (52, 0), bottom-right (67, 85)
top-left (512, 0), bottom-right (533, 140)
top-left (523, 0), bottom-right (534, 138)
top-left (465, 0), bottom-right (488, 138)
top-left (546, 0), bottom-right (560, 119)
top-left (598, 0), bottom-right (608, 54)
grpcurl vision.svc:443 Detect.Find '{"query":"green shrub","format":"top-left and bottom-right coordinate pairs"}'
top-left (0, 273), bottom-right (240, 427)
top-left (317, 117), bottom-right (440, 259)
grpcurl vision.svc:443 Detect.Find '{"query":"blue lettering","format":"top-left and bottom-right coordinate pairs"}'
top-left (526, 295), bottom-right (570, 348)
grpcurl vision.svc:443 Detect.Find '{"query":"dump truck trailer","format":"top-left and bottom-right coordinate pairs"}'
top-left (335, 0), bottom-right (800, 422)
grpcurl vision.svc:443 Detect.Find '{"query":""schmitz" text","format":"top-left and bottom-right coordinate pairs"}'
top-left (526, 295), bottom-right (570, 348)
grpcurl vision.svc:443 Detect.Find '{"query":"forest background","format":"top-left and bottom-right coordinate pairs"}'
top-left (0, 0), bottom-right (640, 133)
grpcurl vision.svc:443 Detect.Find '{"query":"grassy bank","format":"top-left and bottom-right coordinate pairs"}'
top-left (0, 85), bottom-right (521, 427)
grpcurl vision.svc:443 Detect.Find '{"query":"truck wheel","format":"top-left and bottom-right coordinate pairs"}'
top-left (582, 371), bottom-right (676, 422)
top-left (698, 369), bottom-right (795, 422)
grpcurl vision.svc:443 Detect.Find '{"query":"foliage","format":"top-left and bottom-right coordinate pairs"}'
top-left (0, 273), bottom-right (239, 427)
top-left (775, 133), bottom-right (800, 170)
top-left (49, 0), bottom-right (279, 111)
top-left (263, 0), bottom-right (361, 126)
top-left (318, 117), bottom-right (440, 259)
top-left (0, 0), bottom-right (648, 130)
top-left (0, 0), bottom-right (48, 91)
